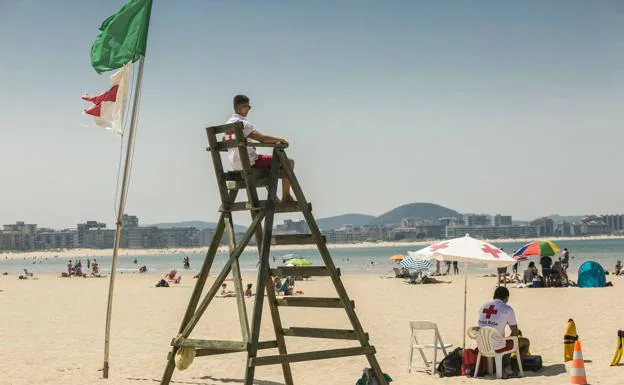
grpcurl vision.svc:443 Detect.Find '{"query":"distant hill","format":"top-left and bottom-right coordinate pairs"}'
top-left (148, 221), bottom-right (248, 233)
top-left (369, 202), bottom-right (460, 226)
top-left (547, 215), bottom-right (584, 224)
top-left (316, 214), bottom-right (376, 231)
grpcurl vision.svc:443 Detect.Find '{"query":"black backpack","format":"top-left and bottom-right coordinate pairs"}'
top-left (437, 347), bottom-right (463, 377)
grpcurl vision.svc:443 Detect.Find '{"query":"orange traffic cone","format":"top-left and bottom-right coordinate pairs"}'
top-left (569, 340), bottom-right (588, 385)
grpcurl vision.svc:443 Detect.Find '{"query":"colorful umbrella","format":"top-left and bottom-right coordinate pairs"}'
top-left (389, 254), bottom-right (404, 262)
top-left (513, 240), bottom-right (560, 259)
top-left (286, 258), bottom-right (312, 266)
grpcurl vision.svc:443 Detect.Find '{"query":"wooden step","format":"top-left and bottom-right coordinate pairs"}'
top-left (282, 327), bottom-right (367, 341)
top-left (171, 338), bottom-right (246, 351)
top-left (271, 234), bottom-right (324, 245)
top-left (169, 340), bottom-right (278, 359)
top-left (227, 180), bottom-right (268, 190)
top-left (275, 297), bottom-right (354, 308)
top-left (223, 169), bottom-right (285, 182)
top-left (249, 346), bottom-right (376, 367)
top-left (223, 201), bottom-right (311, 214)
top-left (270, 266), bottom-right (339, 278)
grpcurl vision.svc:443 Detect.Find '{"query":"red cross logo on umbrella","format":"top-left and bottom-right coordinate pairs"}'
top-left (482, 304), bottom-right (498, 319)
top-left (429, 242), bottom-right (449, 252)
top-left (481, 244), bottom-right (502, 259)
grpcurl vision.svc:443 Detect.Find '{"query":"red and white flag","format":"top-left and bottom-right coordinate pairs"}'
top-left (82, 63), bottom-right (132, 136)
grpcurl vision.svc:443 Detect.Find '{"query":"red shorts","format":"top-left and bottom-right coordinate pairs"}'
top-left (252, 154), bottom-right (273, 169)
top-left (495, 340), bottom-right (514, 353)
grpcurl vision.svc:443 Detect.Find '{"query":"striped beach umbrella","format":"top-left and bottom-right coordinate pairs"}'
top-left (400, 255), bottom-right (433, 273)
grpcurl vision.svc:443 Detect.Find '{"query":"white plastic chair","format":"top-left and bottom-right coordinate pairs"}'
top-left (467, 326), bottom-right (524, 379)
top-left (407, 321), bottom-right (453, 375)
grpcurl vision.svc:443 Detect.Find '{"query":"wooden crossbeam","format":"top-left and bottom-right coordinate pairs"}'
top-left (193, 340), bottom-right (278, 357)
top-left (270, 266), bottom-right (339, 277)
top-left (249, 346), bottom-right (376, 367)
top-left (271, 234), bottom-right (324, 245)
top-left (275, 297), bottom-right (353, 308)
top-left (206, 122), bottom-right (242, 135)
top-left (208, 142), bottom-right (288, 152)
top-left (222, 201), bottom-right (311, 214)
top-left (172, 338), bottom-right (246, 351)
top-left (282, 327), bottom-right (367, 341)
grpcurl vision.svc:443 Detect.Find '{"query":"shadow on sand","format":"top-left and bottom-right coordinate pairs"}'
top-left (125, 377), bottom-right (284, 385)
top-left (533, 363), bottom-right (567, 377)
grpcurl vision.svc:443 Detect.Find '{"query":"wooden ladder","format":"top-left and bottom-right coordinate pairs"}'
top-left (159, 122), bottom-right (387, 385)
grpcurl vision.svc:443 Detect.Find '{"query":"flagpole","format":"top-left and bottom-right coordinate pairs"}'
top-left (103, 55), bottom-right (146, 379)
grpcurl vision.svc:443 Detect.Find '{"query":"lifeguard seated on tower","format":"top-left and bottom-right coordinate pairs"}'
top-left (224, 94), bottom-right (295, 203)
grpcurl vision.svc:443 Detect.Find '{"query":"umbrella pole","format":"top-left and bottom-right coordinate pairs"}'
top-left (462, 261), bottom-right (468, 349)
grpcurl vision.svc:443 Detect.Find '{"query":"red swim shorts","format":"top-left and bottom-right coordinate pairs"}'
top-left (252, 154), bottom-right (273, 169)
top-left (495, 340), bottom-right (514, 353)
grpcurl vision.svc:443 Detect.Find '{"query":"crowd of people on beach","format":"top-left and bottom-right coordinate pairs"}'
top-left (64, 259), bottom-right (100, 277)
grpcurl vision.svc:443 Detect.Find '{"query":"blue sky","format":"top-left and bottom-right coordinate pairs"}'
top-left (0, 1), bottom-right (623, 228)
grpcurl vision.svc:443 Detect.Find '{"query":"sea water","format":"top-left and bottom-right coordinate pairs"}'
top-left (1, 238), bottom-right (623, 277)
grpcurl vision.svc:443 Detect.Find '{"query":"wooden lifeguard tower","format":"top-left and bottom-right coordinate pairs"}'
top-left (160, 122), bottom-right (388, 385)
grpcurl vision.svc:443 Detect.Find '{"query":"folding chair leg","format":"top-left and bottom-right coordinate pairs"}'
top-left (413, 335), bottom-right (429, 368)
top-left (438, 334), bottom-right (449, 356)
top-left (407, 331), bottom-right (413, 373)
top-left (432, 332), bottom-right (438, 375)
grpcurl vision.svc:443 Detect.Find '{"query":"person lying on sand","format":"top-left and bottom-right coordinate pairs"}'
top-left (422, 276), bottom-right (450, 284)
top-left (218, 283), bottom-right (236, 298)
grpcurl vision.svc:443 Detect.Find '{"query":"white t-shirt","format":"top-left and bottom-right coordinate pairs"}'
top-left (477, 299), bottom-right (517, 349)
top-left (224, 113), bottom-right (258, 170)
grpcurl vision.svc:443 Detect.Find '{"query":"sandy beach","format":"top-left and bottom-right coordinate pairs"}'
top-left (1, 271), bottom-right (622, 384)
top-left (3, 234), bottom-right (624, 260)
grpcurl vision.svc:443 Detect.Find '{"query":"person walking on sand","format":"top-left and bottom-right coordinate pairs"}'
top-left (225, 94), bottom-right (295, 202)
top-left (561, 248), bottom-right (570, 271)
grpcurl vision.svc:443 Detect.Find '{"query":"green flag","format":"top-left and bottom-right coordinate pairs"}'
top-left (91, 0), bottom-right (153, 74)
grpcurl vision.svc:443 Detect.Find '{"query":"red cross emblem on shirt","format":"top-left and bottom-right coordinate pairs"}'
top-left (482, 304), bottom-right (498, 319)
top-left (481, 244), bottom-right (502, 259)
top-left (430, 242), bottom-right (449, 252)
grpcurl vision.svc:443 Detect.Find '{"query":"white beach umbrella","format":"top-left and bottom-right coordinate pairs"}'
top-left (409, 234), bottom-right (515, 348)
